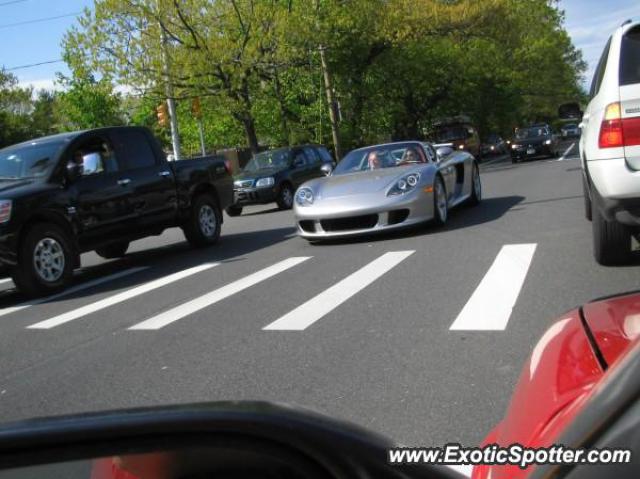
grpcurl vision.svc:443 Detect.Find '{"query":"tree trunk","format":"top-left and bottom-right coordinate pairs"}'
top-left (241, 114), bottom-right (260, 154)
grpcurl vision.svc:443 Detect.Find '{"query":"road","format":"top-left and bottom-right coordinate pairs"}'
top-left (1, 140), bottom-right (639, 467)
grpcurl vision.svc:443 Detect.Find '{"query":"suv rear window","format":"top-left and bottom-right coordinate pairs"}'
top-left (620, 26), bottom-right (640, 86)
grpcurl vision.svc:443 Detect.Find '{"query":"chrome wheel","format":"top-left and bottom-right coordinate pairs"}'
top-left (473, 165), bottom-right (482, 200)
top-left (33, 237), bottom-right (65, 283)
top-left (199, 204), bottom-right (217, 238)
top-left (435, 179), bottom-right (447, 222)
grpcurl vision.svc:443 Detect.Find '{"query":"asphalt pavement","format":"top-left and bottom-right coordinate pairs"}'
top-left (1, 140), bottom-right (639, 472)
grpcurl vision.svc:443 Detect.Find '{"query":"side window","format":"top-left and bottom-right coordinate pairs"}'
top-left (590, 37), bottom-right (612, 97)
top-left (303, 146), bottom-right (321, 164)
top-left (620, 27), bottom-right (640, 86)
top-left (316, 146), bottom-right (334, 164)
top-left (292, 150), bottom-right (307, 167)
top-left (422, 144), bottom-right (436, 162)
top-left (112, 130), bottom-right (158, 170)
top-left (70, 137), bottom-right (118, 176)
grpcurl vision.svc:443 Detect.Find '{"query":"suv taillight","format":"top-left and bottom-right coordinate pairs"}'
top-left (599, 103), bottom-right (624, 148)
top-left (599, 102), bottom-right (640, 148)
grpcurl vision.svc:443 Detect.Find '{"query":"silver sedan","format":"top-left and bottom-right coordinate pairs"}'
top-left (293, 141), bottom-right (481, 240)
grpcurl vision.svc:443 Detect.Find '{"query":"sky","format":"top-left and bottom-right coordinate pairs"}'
top-left (0, 0), bottom-right (638, 93)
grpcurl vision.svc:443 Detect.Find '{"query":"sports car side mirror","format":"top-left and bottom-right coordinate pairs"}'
top-left (436, 146), bottom-right (454, 161)
top-left (320, 163), bottom-right (333, 176)
top-left (0, 402), bottom-right (461, 479)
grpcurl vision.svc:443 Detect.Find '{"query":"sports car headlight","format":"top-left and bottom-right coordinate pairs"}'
top-left (388, 173), bottom-right (420, 196)
top-left (544, 139), bottom-right (552, 145)
top-left (296, 187), bottom-right (314, 206)
top-left (255, 177), bottom-right (275, 188)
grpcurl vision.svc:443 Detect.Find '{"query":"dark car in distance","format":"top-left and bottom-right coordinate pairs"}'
top-left (226, 145), bottom-right (334, 216)
top-left (0, 126), bottom-right (233, 297)
top-left (480, 133), bottom-right (508, 156)
top-left (510, 125), bottom-right (559, 162)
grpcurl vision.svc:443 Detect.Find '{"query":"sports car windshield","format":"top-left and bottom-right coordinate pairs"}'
top-left (0, 141), bottom-right (63, 179)
top-left (333, 143), bottom-right (426, 175)
top-left (243, 149), bottom-right (291, 172)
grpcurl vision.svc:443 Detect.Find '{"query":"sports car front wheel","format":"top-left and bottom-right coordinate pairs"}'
top-left (433, 176), bottom-right (448, 225)
top-left (469, 163), bottom-right (481, 206)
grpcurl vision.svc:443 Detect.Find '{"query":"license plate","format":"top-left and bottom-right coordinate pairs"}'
top-left (527, 148), bottom-right (535, 155)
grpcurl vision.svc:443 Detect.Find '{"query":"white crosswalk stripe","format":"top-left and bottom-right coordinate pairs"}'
top-left (449, 244), bottom-right (537, 331)
top-left (129, 257), bottom-right (312, 330)
top-left (263, 251), bottom-right (415, 331)
top-left (27, 263), bottom-right (219, 329)
top-left (0, 267), bottom-right (148, 319)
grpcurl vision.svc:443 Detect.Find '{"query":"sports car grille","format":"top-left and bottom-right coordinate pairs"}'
top-left (388, 209), bottom-right (410, 225)
top-left (320, 214), bottom-right (379, 232)
top-left (299, 220), bottom-right (316, 233)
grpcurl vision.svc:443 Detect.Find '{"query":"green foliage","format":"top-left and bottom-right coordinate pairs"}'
top-left (49, 0), bottom-right (587, 153)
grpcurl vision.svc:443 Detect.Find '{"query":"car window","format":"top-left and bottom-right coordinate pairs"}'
top-left (620, 26), bottom-right (640, 86)
top-left (316, 146), bottom-right (334, 164)
top-left (590, 36), bottom-right (611, 97)
top-left (292, 150), bottom-right (308, 166)
top-left (70, 136), bottom-right (118, 176)
top-left (422, 144), bottom-right (436, 162)
top-left (112, 130), bottom-right (157, 170)
top-left (303, 146), bottom-right (321, 164)
top-left (0, 140), bottom-right (64, 179)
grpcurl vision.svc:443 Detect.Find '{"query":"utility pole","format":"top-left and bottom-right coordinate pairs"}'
top-left (319, 45), bottom-right (342, 160)
top-left (157, 2), bottom-right (181, 161)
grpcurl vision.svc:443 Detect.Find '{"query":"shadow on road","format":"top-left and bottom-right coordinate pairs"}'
top-left (0, 226), bottom-right (296, 309)
top-left (309, 195), bottom-right (525, 246)
top-left (238, 207), bottom-right (281, 217)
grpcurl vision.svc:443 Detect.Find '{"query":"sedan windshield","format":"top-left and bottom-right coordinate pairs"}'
top-left (0, 141), bottom-right (63, 179)
top-left (333, 143), bottom-right (426, 175)
top-left (435, 126), bottom-right (468, 142)
top-left (243, 149), bottom-right (291, 172)
top-left (515, 127), bottom-right (548, 139)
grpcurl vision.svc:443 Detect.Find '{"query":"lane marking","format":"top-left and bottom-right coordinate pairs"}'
top-left (557, 142), bottom-right (576, 161)
top-left (449, 244), bottom-right (536, 331)
top-left (0, 267), bottom-right (148, 319)
top-left (28, 263), bottom-right (219, 329)
top-left (129, 257), bottom-right (311, 330)
top-left (264, 251), bottom-right (415, 331)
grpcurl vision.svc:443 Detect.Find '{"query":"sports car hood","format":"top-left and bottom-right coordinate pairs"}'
top-left (309, 168), bottom-right (414, 199)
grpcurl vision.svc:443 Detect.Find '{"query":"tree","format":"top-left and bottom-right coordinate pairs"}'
top-left (55, 73), bottom-right (124, 130)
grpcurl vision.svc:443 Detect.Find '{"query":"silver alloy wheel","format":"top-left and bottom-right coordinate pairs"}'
top-left (199, 204), bottom-right (217, 237)
top-left (435, 180), bottom-right (447, 222)
top-left (281, 186), bottom-right (293, 207)
top-left (33, 237), bottom-right (65, 283)
top-left (473, 165), bottom-right (482, 200)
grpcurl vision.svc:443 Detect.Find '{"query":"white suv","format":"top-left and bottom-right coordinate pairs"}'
top-left (581, 20), bottom-right (640, 265)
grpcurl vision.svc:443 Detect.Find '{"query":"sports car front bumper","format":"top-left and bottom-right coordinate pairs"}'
top-left (294, 188), bottom-right (434, 239)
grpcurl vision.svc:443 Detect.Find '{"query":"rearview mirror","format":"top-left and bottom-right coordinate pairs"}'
top-left (81, 152), bottom-right (102, 176)
top-left (436, 146), bottom-right (454, 161)
top-left (558, 102), bottom-right (583, 120)
top-left (0, 402), bottom-right (446, 479)
top-left (320, 163), bottom-right (333, 176)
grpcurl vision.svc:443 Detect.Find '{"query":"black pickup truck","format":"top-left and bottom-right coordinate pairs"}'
top-left (0, 126), bottom-right (233, 296)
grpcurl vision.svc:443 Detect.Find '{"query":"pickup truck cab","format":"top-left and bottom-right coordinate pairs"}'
top-left (0, 126), bottom-right (233, 296)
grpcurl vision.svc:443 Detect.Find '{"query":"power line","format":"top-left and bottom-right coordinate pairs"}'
top-left (0, 0), bottom-right (28, 7)
top-left (0, 11), bottom-right (81, 29)
top-left (5, 59), bottom-right (64, 71)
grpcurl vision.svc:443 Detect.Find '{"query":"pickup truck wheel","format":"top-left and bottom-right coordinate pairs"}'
top-left (183, 194), bottom-right (221, 247)
top-left (592, 206), bottom-right (631, 265)
top-left (95, 242), bottom-right (129, 259)
top-left (226, 205), bottom-right (243, 217)
top-left (12, 223), bottom-right (74, 297)
top-left (276, 184), bottom-right (294, 210)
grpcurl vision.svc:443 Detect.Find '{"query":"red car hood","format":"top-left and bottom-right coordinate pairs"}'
top-left (473, 291), bottom-right (640, 479)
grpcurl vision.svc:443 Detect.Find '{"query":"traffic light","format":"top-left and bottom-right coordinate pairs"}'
top-left (157, 103), bottom-right (168, 128)
top-left (191, 97), bottom-right (202, 119)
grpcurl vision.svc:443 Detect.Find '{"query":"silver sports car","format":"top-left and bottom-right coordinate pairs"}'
top-left (293, 141), bottom-right (481, 240)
